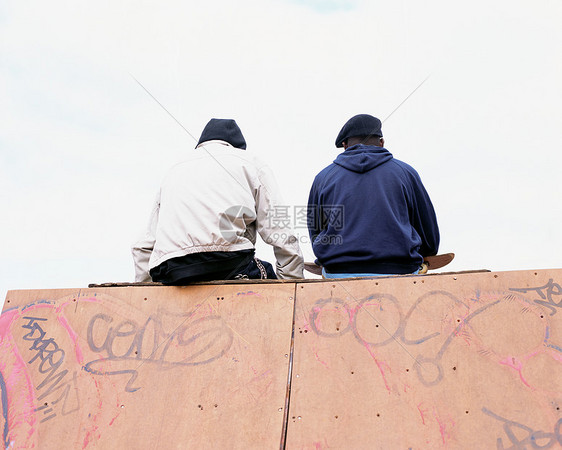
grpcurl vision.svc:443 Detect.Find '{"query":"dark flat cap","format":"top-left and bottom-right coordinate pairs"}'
top-left (335, 114), bottom-right (383, 148)
top-left (197, 118), bottom-right (247, 149)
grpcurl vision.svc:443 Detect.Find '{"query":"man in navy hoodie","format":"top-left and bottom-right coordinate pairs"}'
top-left (307, 114), bottom-right (440, 278)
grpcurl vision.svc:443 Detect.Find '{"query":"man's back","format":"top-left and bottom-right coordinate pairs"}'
top-left (132, 118), bottom-right (303, 283)
top-left (152, 143), bottom-right (262, 268)
top-left (307, 114), bottom-right (439, 277)
top-left (308, 143), bottom-right (439, 275)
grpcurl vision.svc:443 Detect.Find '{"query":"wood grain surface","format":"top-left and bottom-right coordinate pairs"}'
top-left (1, 269), bottom-right (561, 449)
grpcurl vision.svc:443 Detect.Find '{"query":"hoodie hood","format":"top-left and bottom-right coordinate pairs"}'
top-left (333, 144), bottom-right (393, 173)
top-left (197, 118), bottom-right (247, 150)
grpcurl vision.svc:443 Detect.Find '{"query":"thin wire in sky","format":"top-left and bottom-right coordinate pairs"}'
top-left (383, 74), bottom-right (431, 123)
top-left (130, 73), bottom-right (199, 143)
top-left (129, 74), bottom-right (250, 193)
top-left (358, 74), bottom-right (431, 145)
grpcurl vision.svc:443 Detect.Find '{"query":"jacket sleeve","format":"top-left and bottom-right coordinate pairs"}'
top-left (307, 179), bottom-right (323, 244)
top-left (254, 165), bottom-right (304, 279)
top-left (131, 193), bottom-right (160, 282)
top-left (407, 171), bottom-right (440, 257)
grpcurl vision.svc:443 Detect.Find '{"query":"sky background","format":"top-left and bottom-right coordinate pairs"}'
top-left (1, 0), bottom-right (561, 308)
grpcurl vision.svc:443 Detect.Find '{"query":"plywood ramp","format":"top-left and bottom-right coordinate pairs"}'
top-left (0, 284), bottom-right (295, 449)
top-left (1, 269), bottom-right (562, 449)
top-left (287, 270), bottom-right (562, 449)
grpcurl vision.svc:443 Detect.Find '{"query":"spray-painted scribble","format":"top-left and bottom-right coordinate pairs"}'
top-left (310, 291), bottom-right (468, 346)
top-left (1, 370), bottom-right (9, 448)
top-left (21, 316), bottom-right (80, 422)
top-left (84, 309), bottom-right (234, 392)
top-left (308, 289), bottom-right (556, 387)
top-left (482, 407), bottom-right (562, 449)
top-left (510, 279), bottom-right (562, 316)
top-left (412, 299), bottom-right (500, 387)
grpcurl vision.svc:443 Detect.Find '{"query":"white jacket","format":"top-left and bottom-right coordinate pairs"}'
top-left (132, 141), bottom-right (304, 281)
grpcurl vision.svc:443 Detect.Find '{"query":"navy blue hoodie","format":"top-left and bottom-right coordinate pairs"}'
top-left (307, 144), bottom-right (439, 274)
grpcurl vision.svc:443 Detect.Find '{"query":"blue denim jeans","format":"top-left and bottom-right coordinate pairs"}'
top-left (322, 268), bottom-right (419, 278)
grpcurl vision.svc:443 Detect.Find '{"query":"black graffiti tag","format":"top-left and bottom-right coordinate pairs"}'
top-left (482, 407), bottom-right (562, 449)
top-left (309, 291), bottom-right (500, 387)
top-left (84, 310), bottom-right (234, 392)
top-left (21, 317), bottom-right (80, 423)
top-left (510, 279), bottom-right (562, 316)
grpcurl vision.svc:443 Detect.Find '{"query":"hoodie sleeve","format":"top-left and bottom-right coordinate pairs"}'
top-left (406, 169), bottom-right (440, 257)
top-left (254, 164), bottom-right (304, 279)
top-left (131, 192), bottom-right (160, 282)
top-left (307, 178), bottom-right (323, 244)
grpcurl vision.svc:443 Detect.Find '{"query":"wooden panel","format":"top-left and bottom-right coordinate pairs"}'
top-left (0, 284), bottom-right (295, 449)
top-left (287, 270), bottom-right (562, 449)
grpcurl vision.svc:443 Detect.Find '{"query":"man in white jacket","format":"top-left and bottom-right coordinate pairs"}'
top-left (132, 118), bottom-right (304, 283)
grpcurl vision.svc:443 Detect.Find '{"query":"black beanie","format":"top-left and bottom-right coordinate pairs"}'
top-left (196, 118), bottom-right (247, 150)
top-left (335, 114), bottom-right (383, 148)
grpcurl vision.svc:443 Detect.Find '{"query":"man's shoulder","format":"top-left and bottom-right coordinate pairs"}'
top-left (171, 145), bottom-right (264, 168)
top-left (387, 157), bottom-right (421, 178)
top-left (314, 162), bottom-right (339, 180)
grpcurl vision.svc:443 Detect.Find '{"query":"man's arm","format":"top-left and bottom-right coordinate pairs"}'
top-left (408, 171), bottom-right (440, 257)
top-left (254, 165), bottom-right (304, 279)
top-left (131, 193), bottom-right (160, 282)
top-left (306, 180), bottom-right (323, 244)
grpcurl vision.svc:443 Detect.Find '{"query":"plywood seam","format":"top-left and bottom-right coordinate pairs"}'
top-left (279, 283), bottom-right (298, 450)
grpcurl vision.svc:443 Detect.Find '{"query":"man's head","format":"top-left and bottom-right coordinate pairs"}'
top-left (197, 118), bottom-right (247, 149)
top-left (335, 114), bottom-right (384, 149)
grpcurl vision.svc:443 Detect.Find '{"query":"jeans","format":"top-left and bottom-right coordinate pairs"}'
top-left (322, 268), bottom-right (420, 278)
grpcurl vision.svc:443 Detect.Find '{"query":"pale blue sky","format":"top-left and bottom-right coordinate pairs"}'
top-left (288, 0), bottom-right (359, 13)
top-left (1, 0), bottom-right (561, 307)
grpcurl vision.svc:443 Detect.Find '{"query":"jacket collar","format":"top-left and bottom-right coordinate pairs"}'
top-left (196, 140), bottom-right (233, 149)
